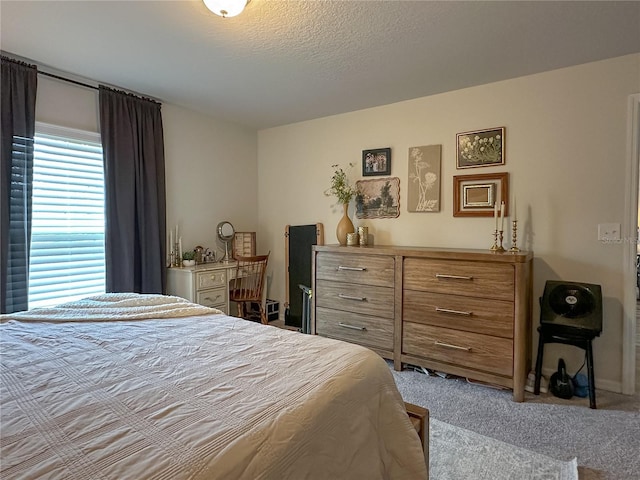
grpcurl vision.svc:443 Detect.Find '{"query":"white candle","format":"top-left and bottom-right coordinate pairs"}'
top-left (170, 229), bottom-right (173, 252)
top-left (500, 201), bottom-right (505, 231)
top-left (179, 237), bottom-right (182, 261)
top-left (175, 224), bottom-right (179, 240)
top-left (513, 196), bottom-right (517, 222)
top-left (494, 202), bottom-right (499, 231)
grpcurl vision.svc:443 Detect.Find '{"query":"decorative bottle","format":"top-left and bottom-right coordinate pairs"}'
top-left (336, 203), bottom-right (355, 245)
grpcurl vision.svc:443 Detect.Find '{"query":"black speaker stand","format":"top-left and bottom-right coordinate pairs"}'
top-left (534, 325), bottom-right (598, 409)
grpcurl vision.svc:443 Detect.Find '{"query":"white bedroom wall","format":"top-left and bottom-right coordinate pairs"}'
top-left (35, 74), bottom-right (259, 276)
top-left (163, 105), bottom-right (258, 260)
top-left (36, 75), bottom-right (100, 132)
top-left (257, 53), bottom-right (640, 392)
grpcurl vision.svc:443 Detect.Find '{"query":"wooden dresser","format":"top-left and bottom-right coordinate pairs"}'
top-left (315, 251), bottom-right (396, 359)
top-left (312, 245), bottom-right (533, 401)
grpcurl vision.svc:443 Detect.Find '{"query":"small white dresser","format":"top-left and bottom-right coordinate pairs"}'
top-left (167, 262), bottom-right (236, 314)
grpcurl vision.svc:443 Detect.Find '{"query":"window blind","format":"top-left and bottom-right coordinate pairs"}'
top-left (28, 126), bottom-right (105, 309)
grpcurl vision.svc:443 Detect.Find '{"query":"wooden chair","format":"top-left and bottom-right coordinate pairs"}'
top-left (229, 253), bottom-right (270, 324)
top-left (405, 402), bottom-right (429, 475)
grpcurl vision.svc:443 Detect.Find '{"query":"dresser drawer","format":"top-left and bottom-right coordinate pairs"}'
top-left (316, 307), bottom-right (393, 351)
top-left (316, 252), bottom-right (394, 287)
top-left (315, 279), bottom-right (394, 317)
top-left (197, 270), bottom-right (227, 290)
top-left (403, 322), bottom-right (513, 377)
top-left (403, 257), bottom-right (514, 301)
top-left (196, 287), bottom-right (227, 308)
top-left (403, 290), bottom-right (514, 339)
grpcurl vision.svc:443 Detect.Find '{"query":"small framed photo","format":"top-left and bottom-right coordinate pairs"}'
top-left (362, 148), bottom-right (391, 176)
top-left (453, 172), bottom-right (509, 217)
top-left (463, 183), bottom-right (496, 208)
top-left (456, 127), bottom-right (505, 169)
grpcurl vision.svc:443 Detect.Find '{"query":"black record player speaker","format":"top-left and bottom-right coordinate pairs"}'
top-left (539, 280), bottom-right (602, 335)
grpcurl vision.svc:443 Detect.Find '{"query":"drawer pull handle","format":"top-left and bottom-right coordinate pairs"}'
top-left (204, 295), bottom-right (221, 302)
top-left (337, 266), bottom-right (367, 272)
top-left (338, 293), bottom-right (367, 301)
top-left (435, 307), bottom-right (472, 316)
top-left (435, 274), bottom-right (473, 280)
top-left (434, 341), bottom-right (471, 352)
top-left (339, 322), bottom-right (367, 331)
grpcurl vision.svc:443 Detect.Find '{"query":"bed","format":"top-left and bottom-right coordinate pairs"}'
top-left (0, 293), bottom-right (428, 480)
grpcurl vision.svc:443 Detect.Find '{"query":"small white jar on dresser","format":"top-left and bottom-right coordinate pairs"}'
top-left (167, 263), bottom-right (235, 314)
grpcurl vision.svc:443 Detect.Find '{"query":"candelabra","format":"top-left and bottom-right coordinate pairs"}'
top-left (509, 219), bottom-right (520, 253)
top-left (170, 241), bottom-right (182, 267)
top-left (490, 229), bottom-right (505, 252)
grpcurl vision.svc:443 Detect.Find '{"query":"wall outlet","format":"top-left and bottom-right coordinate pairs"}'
top-left (598, 223), bottom-right (621, 241)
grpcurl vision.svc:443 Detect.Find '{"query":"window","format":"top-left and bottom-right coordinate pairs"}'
top-left (28, 124), bottom-right (105, 309)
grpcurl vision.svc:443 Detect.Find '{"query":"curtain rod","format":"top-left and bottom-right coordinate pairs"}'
top-left (37, 69), bottom-right (162, 104)
top-left (3, 53), bottom-right (97, 92)
top-left (3, 52), bottom-right (161, 103)
top-left (38, 70), bottom-right (98, 91)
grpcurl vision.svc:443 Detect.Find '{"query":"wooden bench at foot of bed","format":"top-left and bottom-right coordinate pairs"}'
top-left (405, 402), bottom-right (429, 475)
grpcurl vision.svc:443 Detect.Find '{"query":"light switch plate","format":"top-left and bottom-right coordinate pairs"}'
top-left (598, 223), bottom-right (621, 241)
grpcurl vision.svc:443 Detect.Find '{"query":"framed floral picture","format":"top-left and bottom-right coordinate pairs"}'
top-left (408, 145), bottom-right (441, 212)
top-left (456, 127), bottom-right (505, 169)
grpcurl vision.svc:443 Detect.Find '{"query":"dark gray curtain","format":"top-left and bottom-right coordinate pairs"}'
top-left (99, 86), bottom-right (166, 294)
top-left (0, 56), bottom-right (37, 313)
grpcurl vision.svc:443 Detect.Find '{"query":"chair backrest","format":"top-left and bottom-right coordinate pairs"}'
top-left (230, 254), bottom-right (269, 303)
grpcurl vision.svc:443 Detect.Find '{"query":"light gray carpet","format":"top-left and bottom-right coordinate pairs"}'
top-left (431, 418), bottom-right (577, 480)
top-left (391, 364), bottom-right (640, 480)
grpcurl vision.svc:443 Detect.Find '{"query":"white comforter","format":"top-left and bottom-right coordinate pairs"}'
top-left (0, 295), bottom-right (427, 480)
top-left (0, 292), bottom-right (221, 322)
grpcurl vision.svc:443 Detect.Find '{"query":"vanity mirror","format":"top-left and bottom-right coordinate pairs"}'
top-left (217, 221), bottom-right (235, 262)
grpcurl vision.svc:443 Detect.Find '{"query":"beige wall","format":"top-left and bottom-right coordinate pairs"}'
top-left (257, 54), bottom-right (640, 392)
top-left (163, 104), bottom-right (258, 259)
top-left (36, 75), bottom-right (100, 132)
top-left (34, 75), bottom-right (259, 263)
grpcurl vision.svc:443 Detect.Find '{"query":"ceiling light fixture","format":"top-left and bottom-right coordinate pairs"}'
top-left (203, 0), bottom-right (250, 18)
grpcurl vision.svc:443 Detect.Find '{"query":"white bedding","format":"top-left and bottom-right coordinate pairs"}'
top-left (0, 294), bottom-right (427, 480)
top-left (0, 292), bottom-right (221, 322)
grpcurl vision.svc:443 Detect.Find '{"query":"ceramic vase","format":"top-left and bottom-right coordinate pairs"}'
top-left (336, 203), bottom-right (355, 245)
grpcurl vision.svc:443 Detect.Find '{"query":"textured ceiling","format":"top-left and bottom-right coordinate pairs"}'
top-left (1, 1), bottom-right (639, 129)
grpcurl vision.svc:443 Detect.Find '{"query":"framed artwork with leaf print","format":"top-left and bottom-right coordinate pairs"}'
top-left (456, 127), bottom-right (505, 169)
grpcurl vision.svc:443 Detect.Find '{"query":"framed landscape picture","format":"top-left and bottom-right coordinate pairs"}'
top-left (355, 177), bottom-right (400, 219)
top-left (456, 127), bottom-right (505, 169)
